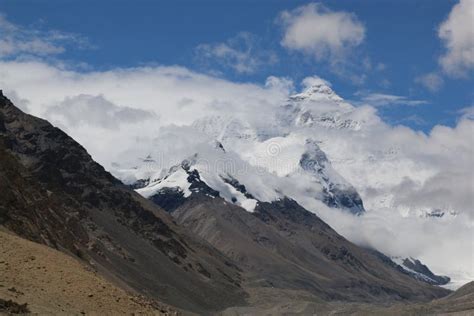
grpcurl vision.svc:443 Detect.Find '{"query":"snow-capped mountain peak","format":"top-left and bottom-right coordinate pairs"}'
top-left (278, 82), bottom-right (363, 131)
top-left (289, 81), bottom-right (343, 103)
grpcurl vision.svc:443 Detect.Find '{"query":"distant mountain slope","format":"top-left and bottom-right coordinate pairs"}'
top-left (391, 257), bottom-right (450, 285)
top-left (0, 229), bottom-right (176, 315)
top-left (0, 91), bottom-right (246, 314)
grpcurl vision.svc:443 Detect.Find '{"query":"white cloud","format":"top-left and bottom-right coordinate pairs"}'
top-left (458, 105), bottom-right (474, 120)
top-left (415, 72), bottom-right (444, 92)
top-left (45, 94), bottom-right (157, 130)
top-left (264, 75), bottom-right (295, 93)
top-left (301, 75), bottom-right (332, 89)
top-left (355, 92), bottom-right (427, 107)
top-left (0, 60), bottom-right (290, 166)
top-left (0, 13), bottom-right (89, 58)
top-left (310, 111), bottom-right (474, 284)
top-left (279, 3), bottom-right (365, 61)
top-left (195, 32), bottom-right (278, 74)
top-left (438, 0), bottom-right (474, 77)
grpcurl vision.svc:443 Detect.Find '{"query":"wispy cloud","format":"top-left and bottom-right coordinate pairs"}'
top-left (0, 13), bottom-right (90, 59)
top-left (355, 92), bottom-right (427, 107)
top-left (415, 72), bottom-right (444, 92)
top-left (195, 32), bottom-right (278, 75)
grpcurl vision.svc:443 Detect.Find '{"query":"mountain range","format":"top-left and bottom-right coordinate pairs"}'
top-left (1, 89), bottom-right (472, 315)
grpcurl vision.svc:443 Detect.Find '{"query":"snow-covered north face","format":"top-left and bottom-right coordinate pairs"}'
top-left (115, 80), bottom-right (368, 215)
top-left (280, 81), bottom-right (363, 131)
top-left (114, 78), bottom-right (466, 220)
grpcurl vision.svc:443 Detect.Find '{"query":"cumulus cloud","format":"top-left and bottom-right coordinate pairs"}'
top-left (415, 72), bottom-right (444, 92)
top-left (0, 13), bottom-right (90, 59)
top-left (355, 92), bottom-right (427, 107)
top-left (279, 3), bottom-right (365, 62)
top-left (438, 0), bottom-right (474, 77)
top-left (195, 32), bottom-right (278, 74)
top-left (277, 3), bottom-right (381, 85)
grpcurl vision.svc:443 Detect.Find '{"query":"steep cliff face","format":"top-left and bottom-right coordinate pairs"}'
top-left (0, 91), bottom-right (246, 314)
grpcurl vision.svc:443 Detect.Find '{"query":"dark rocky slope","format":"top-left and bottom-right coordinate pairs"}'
top-left (155, 180), bottom-right (450, 305)
top-left (0, 91), bottom-right (246, 314)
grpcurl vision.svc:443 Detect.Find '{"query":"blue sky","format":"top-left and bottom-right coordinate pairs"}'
top-left (0, 0), bottom-right (472, 131)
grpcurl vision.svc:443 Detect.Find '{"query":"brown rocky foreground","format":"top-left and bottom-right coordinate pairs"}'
top-left (0, 229), bottom-right (178, 315)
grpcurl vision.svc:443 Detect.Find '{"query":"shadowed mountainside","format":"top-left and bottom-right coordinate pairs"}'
top-left (154, 180), bottom-right (450, 304)
top-left (0, 91), bottom-right (246, 314)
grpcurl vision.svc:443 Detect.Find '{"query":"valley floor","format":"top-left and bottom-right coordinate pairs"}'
top-left (0, 229), bottom-right (177, 315)
top-left (221, 284), bottom-right (474, 316)
top-left (0, 227), bottom-right (472, 316)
